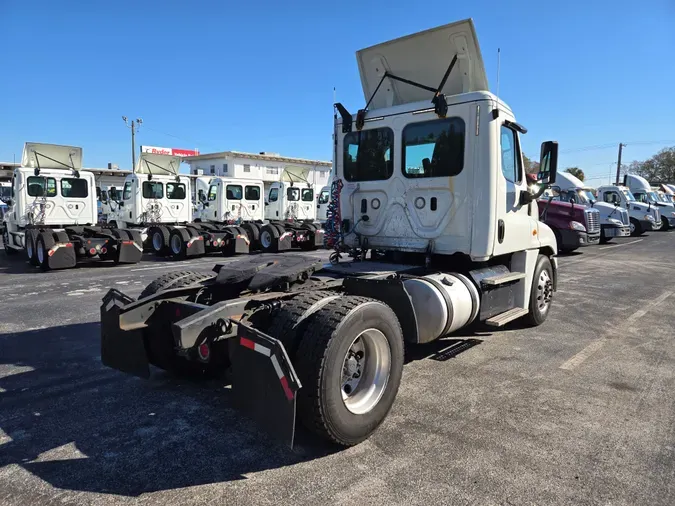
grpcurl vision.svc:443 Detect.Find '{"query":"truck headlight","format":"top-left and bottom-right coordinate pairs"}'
top-left (608, 218), bottom-right (623, 226)
top-left (570, 221), bottom-right (586, 232)
top-left (646, 214), bottom-right (655, 221)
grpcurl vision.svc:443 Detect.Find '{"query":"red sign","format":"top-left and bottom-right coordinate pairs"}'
top-left (141, 145), bottom-right (200, 157)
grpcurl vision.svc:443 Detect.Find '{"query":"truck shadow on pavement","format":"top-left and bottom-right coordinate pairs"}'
top-left (0, 323), bottom-right (339, 496)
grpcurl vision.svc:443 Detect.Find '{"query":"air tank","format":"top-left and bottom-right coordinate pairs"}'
top-left (403, 273), bottom-right (480, 343)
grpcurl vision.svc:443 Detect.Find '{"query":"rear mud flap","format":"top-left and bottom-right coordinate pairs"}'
top-left (277, 231), bottom-right (294, 252)
top-left (116, 239), bottom-right (143, 263)
top-left (313, 229), bottom-right (325, 247)
top-left (100, 290), bottom-right (150, 378)
top-left (186, 236), bottom-right (205, 257)
top-left (232, 323), bottom-right (301, 448)
top-left (234, 234), bottom-right (250, 254)
top-left (47, 243), bottom-right (77, 270)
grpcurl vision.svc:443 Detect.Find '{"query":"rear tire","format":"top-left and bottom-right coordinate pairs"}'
top-left (139, 270), bottom-right (214, 299)
top-left (169, 229), bottom-right (188, 260)
top-left (26, 230), bottom-right (39, 265)
top-left (260, 224), bottom-right (280, 253)
top-left (36, 232), bottom-right (54, 271)
top-left (525, 254), bottom-right (553, 326)
top-left (150, 226), bottom-right (170, 255)
top-left (293, 296), bottom-right (404, 446)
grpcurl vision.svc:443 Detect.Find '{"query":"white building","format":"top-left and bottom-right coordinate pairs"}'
top-left (185, 150), bottom-right (332, 190)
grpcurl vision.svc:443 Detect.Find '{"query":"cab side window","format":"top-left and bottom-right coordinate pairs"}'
top-left (500, 126), bottom-right (522, 184)
top-left (123, 182), bottom-right (132, 200)
top-left (268, 187), bottom-right (279, 202)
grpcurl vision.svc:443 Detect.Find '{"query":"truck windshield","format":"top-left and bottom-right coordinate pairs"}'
top-left (621, 189), bottom-right (636, 201)
top-left (647, 191), bottom-right (661, 203)
top-left (577, 189), bottom-right (596, 203)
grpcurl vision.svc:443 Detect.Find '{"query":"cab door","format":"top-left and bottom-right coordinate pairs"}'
top-left (492, 121), bottom-right (540, 255)
top-left (266, 185), bottom-right (282, 220)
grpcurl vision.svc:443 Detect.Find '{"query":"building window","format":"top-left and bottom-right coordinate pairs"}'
top-left (223, 163), bottom-right (228, 174)
top-left (402, 117), bottom-right (465, 178)
top-left (266, 167), bottom-right (279, 175)
top-left (243, 164), bottom-right (251, 173)
top-left (210, 165), bottom-right (216, 175)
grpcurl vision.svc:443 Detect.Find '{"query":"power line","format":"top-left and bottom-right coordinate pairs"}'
top-left (561, 139), bottom-right (675, 154)
top-left (141, 125), bottom-right (219, 150)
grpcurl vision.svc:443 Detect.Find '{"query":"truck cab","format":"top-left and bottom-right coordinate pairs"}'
top-left (265, 181), bottom-right (316, 222)
top-left (552, 171), bottom-right (630, 243)
top-left (203, 177), bottom-right (265, 223)
top-left (596, 184), bottom-right (661, 236)
top-left (624, 174), bottom-right (675, 230)
top-left (107, 153), bottom-right (192, 229)
top-left (536, 187), bottom-right (600, 252)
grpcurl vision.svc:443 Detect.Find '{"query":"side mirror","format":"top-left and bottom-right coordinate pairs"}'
top-left (5, 199), bottom-right (12, 207)
top-left (118, 201), bottom-right (124, 207)
top-left (538, 141), bottom-right (558, 185)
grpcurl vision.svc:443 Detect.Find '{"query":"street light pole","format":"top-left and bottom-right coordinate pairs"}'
top-left (615, 142), bottom-right (626, 185)
top-left (122, 116), bottom-right (143, 170)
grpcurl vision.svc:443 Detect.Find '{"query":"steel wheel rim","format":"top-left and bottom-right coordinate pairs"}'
top-left (152, 232), bottom-right (163, 251)
top-left (536, 269), bottom-right (553, 312)
top-left (27, 237), bottom-right (33, 258)
top-left (170, 234), bottom-right (182, 255)
top-left (341, 328), bottom-right (391, 415)
top-left (37, 240), bottom-right (45, 264)
top-left (260, 230), bottom-right (272, 248)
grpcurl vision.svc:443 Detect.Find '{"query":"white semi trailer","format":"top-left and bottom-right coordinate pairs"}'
top-left (101, 19), bottom-right (560, 448)
top-left (624, 174), bottom-right (675, 231)
top-left (3, 142), bottom-right (142, 269)
top-left (553, 172), bottom-right (630, 243)
top-left (596, 184), bottom-right (661, 236)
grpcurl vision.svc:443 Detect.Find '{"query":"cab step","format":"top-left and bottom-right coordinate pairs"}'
top-left (485, 307), bottom-right (529, 327)
top-left (481, 271), bottom-right (526, 286)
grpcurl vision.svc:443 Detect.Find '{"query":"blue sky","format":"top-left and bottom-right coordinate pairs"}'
top-left (1, 0), bottom-right (674, 184)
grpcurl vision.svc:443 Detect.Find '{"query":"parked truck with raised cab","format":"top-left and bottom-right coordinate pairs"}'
top-left (624, 174), bottom-right (675, 231)
top-left (3, 142), bottom-right (143, 269)
top-left (100, 19), bottom-right (560, 448)
top-left (551, 171), bottom-right (630, 243)
top-left (596, 184), bottom-right (661, 236)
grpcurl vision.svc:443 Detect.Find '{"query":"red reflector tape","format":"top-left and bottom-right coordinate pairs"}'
top-left (240, 337), bottom-right (255, 350)
top-left (279, 376), bottom-right (294, 401)
top-left (122, 240), bottom-right (134, 245)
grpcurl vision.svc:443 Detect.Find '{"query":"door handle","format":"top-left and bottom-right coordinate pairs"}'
top-left (498, 219), bottom-right (505, 243)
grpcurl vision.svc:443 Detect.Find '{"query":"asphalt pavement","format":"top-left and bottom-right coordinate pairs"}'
top-left (1, 234), bottom-right (674, 506)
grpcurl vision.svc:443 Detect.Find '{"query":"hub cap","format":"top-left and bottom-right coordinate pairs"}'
top-left (536, 269), bottom-right (553, 313)
top-left (26, 237), bottom-right (33, 258)
top-left (170, 234), bottom-right (182, 254)
top-left (152, 231), bottom-right (164, 251)
top-left (260, 230), bottom-right (272, 249)
top-left (630, 222), bottom-right (635, 234)
top-left (341, 329), bottom-right (391, 415)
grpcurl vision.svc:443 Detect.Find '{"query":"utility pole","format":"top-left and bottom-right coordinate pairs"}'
top-left (615, 142), bottom-right (626, 185)
top-left (122, 116), bottom-right (143, 169)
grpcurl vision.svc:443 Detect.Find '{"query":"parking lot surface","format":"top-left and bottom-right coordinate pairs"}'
top-left (1, 235), bottom-right (674, 506)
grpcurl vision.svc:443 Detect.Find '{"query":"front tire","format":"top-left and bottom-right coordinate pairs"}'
top-left (294, 296), bottom-right (404, 446)
top-left (629, 218), bottom-right (642, 237)
top-left (525, 254), bottom-right (554, 326)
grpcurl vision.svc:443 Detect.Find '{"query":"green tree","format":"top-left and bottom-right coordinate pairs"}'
top-left (523, 153), bottom-right (540, 174)
top-left (564, 167), bottom-right (585, 181)
top-left (629, 147), bottom-right (675, 182)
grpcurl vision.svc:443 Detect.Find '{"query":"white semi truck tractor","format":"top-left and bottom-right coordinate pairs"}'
top-left (2, 142), bottom-right (143, 269)
top-left (553, 172), bottom-right (630, 243)
top-left (596, 184), bottom-right (661, 236)
top-left (261, 180), bottom-right (324, 252)
top-left (100, 19), bottom-right (559, 448)
top-left (624, 174), bottom-right (675, 231)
